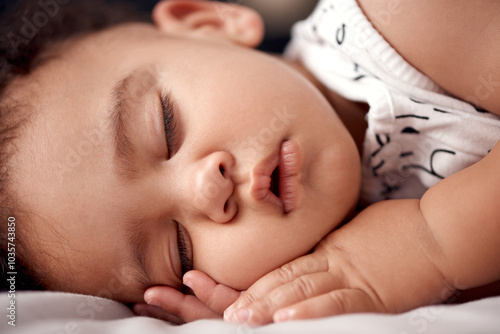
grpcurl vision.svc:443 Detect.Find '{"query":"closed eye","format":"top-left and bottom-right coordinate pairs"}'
top-left (161, 91), bottom-right (178, 159)
top-left (176, 221), bottom-right (193, 277)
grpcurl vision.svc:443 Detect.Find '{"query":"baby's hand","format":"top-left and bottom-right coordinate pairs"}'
top-left (224, 200), bottom-right (452, 325)
top-left (133, 270), bottom-right (240, 324)
top-left (223, 240), bottom-right (385, 325)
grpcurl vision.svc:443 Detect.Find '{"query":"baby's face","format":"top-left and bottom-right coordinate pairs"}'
top-left (11, 22), bottom-right (360, 302)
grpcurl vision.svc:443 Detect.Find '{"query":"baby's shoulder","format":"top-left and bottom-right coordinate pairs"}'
top-left (358, 0), bottom-right (500, 115)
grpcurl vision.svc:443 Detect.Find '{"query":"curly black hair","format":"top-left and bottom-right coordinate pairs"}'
top-left (0, 0), bottom-right (150, 292)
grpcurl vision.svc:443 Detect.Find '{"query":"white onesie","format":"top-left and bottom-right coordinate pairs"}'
top-left (285, 0), bottom-right (500, 203)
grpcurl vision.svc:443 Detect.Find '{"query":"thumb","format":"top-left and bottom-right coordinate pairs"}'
top-left (184, 270), bottom-right (242, 313)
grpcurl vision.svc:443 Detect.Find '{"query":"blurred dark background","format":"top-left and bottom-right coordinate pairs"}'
top-left (0, 0), bottom-right (318, 53)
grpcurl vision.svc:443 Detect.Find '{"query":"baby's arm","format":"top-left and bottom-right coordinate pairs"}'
top-left (223, 141), bottom-right (500, 324)
top-left (358, 0), bottom-right (500, 115)
top-left (419, 140), bottom-right (500, 288)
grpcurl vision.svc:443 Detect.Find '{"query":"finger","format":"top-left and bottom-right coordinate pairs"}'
top-left (144, 285), bottom-right (220, 322)
top-left (273, 289), bottom-right (380, 322)
top-left (184, 270), bottom-right (241, 313)
top-left (224, 271), bottom-right (344, 325)
top-left (133, 303), bottom-right (184, 325)
top-left (227, 254), bottom-right (328, 311)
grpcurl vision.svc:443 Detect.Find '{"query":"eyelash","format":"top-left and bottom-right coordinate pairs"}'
top-left (161, 92), bottom-right (178, 158)
top-left (176, 221), bottom-right (193, 276)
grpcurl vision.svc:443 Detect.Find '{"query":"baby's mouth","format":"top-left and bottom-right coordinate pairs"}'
top-left (270, 166), bottom-right (280, 198)
top-left (277, 140), bottom-right (301, 213)
top-left (251, 140), bottom-right (302, 214)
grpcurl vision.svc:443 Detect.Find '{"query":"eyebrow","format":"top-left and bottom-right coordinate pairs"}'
top-left (110, 72), bottom-right (141, 181)
top-left (109, 69), bottom-right (157, 288)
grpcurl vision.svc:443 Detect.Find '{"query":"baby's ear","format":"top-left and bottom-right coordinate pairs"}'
top-left (152, 0), bottom-right (264, 48)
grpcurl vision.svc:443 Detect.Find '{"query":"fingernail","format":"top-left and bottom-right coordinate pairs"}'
top-left (273, 309), bottom-right (293, 323)
top-left (227, 300), bottom-right (242, 311)
top-left (223, 308), bottom-right (234, 322)
top-left (146, 298), bottom-right (160, 307)
top-left (144, 291), bottom-right (157, 306)
top-left (225, 308), bottom-right (250, 323)
top-left (226, 302), bottom-right (238, 313)
top-left (183, 277), bottom-right (193, 289)
top-left (235, 308), bottom-right (250, 323)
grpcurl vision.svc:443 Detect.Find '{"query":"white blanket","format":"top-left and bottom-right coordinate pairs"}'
top-left (2, 291), bottom-right (500, 333)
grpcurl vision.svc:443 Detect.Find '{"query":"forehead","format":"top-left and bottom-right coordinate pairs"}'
top-left (11, 23), bottom-right (161, 174)
top-left (6, 24), bottom-right (166, 299)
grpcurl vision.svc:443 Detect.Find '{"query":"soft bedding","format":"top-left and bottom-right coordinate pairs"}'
top-left (2, 291), bottom-right (499, 333)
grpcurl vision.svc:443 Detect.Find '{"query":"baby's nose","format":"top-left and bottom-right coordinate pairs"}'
top-left (192, 151), bottom-right (237, 223)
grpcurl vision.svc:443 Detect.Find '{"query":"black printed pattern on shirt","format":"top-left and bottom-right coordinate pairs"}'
top-left (309, 3), bottom-right (347, 50)
top-left (368, 98), bottom-right (459, 198)
top-left (301, 0), bottom-right (500, 200)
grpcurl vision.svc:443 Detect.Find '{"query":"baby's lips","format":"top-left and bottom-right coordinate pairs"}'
top-left (279, 140), bottom-right (302, 213)
top-left (250, 153), bottom-right (278, 200)
top-left (249, 150), bottom-right (284, 211)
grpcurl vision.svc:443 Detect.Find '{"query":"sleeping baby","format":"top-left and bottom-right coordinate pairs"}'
top-left (0, 0), bottom-right (499, 326)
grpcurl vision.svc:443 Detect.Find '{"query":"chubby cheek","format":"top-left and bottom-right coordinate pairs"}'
top-left (192, 229), bottom-right (311, 290)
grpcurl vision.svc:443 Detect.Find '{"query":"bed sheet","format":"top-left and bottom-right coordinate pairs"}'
top-left (2, 291), bottom-right (499, 334)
